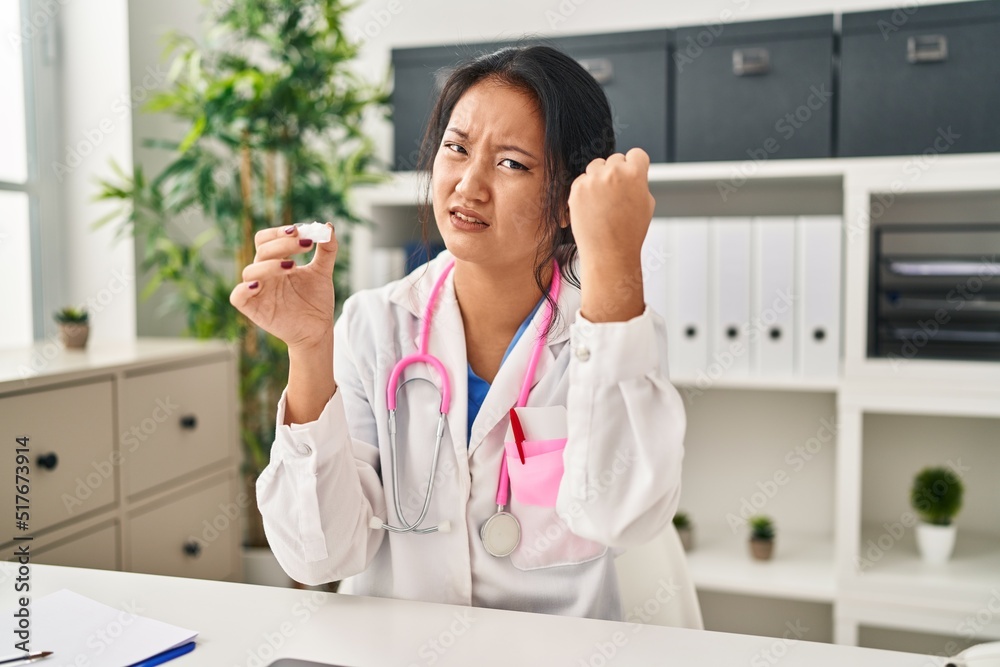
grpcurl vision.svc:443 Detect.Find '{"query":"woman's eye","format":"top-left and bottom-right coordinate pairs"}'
top-left (500, 158), bottom-right (527, 171)
top-left (444, 143), bottom-right (466, 154)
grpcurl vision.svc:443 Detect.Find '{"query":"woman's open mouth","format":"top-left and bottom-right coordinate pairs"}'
top-left (450, 210), bottom-right (489, 231)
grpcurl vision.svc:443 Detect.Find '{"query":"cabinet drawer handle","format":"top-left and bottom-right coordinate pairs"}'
top-left (36, 453), bottom-right (58, 471)
top-left (907, 35), bottom-right (947, 64)
top-left (180, 415), bottom-right (198, 430)
top-left (576, 57), bottom-right (614, 85)
top-left (182, 540), bottom-right (202, 558)
top-left (732, 47), bottom-right (770, 76)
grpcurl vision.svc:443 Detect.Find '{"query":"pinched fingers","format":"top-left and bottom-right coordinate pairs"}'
top-left (229, 258), bottom-right (295, 311)
top-left (254, 234), bottom-right (316, 263)
top-left (254, 224), bottom-right (300, 250)
top-left (241, 258), bottom-right (298, 284)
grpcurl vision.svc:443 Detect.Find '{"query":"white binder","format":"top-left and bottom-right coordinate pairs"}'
top-left (752, 217), bottom-right (796, 376)
top-left (641, 219), bottom-right (672, 323)
top-left (710, 218), bottom-right (752, 376)
top-left (664, 218), bottom-right (710, 378)
top-left (796, 216), bottom-right (842, 378)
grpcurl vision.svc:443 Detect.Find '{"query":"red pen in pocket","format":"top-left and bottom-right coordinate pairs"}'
top-left (509, 407), bottom-right (527, 464)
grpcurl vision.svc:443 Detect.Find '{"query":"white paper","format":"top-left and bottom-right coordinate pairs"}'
top-left (3, 589), bottom-right (197, 667)
top-left (296, 221), bottom-right (333, 243)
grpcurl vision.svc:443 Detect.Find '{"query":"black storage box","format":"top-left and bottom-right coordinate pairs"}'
top-left (840, 0), bottom-right (1000, 157)
top-left (390, 30), bottom-right (672, 171)
top-left (870, 224), bottom-right (1000, 361)
top-left (672, 14), bottom-right (835, 163)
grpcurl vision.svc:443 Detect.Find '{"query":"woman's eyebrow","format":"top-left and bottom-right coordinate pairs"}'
top-left (445, 127), bottom-right (538, 162)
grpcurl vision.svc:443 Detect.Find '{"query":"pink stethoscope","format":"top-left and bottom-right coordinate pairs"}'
top-left (368, 258), bottom-right (561, 558)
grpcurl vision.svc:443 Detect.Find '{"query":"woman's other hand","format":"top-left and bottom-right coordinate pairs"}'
top-left (568, 147), bottom-right (655, 267)
top-left (568, 148), bottom-right (654, 322)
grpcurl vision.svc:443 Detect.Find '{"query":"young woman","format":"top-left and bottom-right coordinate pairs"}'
top-left (230, 44), bottom-right (687, 621)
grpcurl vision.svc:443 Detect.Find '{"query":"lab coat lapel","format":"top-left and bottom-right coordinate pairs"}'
top-left (467, 281), bottom-right (575, 456)
top-left (387, 251), bottom-right (470, 464)
top-left (425, 273), bottom-right (470, 459)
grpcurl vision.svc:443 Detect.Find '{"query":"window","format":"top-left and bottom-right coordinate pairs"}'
top-left (1, 0), bottom-right (56, 349)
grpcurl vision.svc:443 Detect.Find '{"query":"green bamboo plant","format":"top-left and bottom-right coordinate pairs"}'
top-left (94, 0), bottom-right (390, 547)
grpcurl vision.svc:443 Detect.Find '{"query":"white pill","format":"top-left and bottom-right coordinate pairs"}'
top-left (296, 222), bottom-right (333, 243)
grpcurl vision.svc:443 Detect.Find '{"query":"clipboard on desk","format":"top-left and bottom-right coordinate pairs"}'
top-left (6, 589), bottom-right (198, 667)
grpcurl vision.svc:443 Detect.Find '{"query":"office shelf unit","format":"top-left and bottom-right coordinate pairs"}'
top-left (348, 152), bottom-right (1000, 650)
top-left (0, 338), bottom-right (243, 582)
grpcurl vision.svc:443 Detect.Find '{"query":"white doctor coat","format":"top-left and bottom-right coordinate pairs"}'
top-left (256, 250), bottom-right (687, 621)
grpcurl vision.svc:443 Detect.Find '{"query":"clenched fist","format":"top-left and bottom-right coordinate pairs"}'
top-left (568, 147), bottom-right (655, 266)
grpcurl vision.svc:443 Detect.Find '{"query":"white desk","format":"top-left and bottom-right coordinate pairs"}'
top-left (1, 563), bottom-right (945, 666)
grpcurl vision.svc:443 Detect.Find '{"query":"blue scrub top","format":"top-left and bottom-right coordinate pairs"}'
top-left (466, 297), bottom-right (545, 445)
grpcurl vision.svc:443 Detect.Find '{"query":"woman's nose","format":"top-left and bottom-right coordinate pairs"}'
top-left (455, 159), bottom-right (490, 201)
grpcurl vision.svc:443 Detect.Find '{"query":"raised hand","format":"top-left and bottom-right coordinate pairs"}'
top-left (229, 223), bottom-right (338, 353)
top-left (568, 148), bottom-right (655, 323)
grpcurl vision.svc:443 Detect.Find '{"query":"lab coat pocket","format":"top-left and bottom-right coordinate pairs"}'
top-left (502, 407), bottom-right (607, 571)
top-left (508, 492), bottom-right (608, 570)
top-left (503, 438), bottom-right (565, 507)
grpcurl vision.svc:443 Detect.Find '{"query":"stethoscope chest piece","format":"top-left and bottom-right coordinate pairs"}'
top-left (480, 509), bottom-right (520, 558)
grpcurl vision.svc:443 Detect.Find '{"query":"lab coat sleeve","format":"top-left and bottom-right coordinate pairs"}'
top-left (255, 297), bottom-right (386, 586)
top-left (558, 305), bottom-right (686, 549)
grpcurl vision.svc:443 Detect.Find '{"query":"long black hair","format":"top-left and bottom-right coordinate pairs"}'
top-left (415, 41), bottom-right (616, 330)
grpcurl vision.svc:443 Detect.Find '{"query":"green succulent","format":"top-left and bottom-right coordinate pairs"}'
top-left (749, 515), bottom-right (775, 541)
top-left (910, 466), bottom-right (964, 526)
top-left (54, 307), bottom-right (89, 324)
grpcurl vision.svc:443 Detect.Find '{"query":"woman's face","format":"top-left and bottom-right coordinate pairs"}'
top-left (432, 79), bottom-right (550, 271)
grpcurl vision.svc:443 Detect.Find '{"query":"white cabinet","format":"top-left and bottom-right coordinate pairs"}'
top-left (120, 360), bottom-right (233, 498)
top-left (32, 522), bottom-right (120, 570)
top-left (349, 153), bottom-right (1000, 650)
top-left (0, 338), bottom-right (242, 582)
top-left (0, 380), bottom-right (116, 532)
top-left (127, 474), bottom-right (239, 580)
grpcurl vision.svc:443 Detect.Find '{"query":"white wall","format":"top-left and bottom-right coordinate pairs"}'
top-left (126, 0), bottom-right (204, 337)
top-left (57, 0), bottom-right (136, 343)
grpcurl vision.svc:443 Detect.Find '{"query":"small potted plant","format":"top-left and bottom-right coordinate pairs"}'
top-left (749, 515), bottom-right (775, 561)
top-left (54, 307), bottom-right (89, 349)
top-left (911, 466), bottom-right (964, 564)
top-left (673, 510), bottom-right (694, 552)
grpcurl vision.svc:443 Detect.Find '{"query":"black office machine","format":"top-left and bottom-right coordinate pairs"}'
top-left (870, 223), bottom-right (1000, 361)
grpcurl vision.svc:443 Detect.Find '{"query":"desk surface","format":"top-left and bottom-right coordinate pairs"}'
top-left (1, 563), bottom-right (944, 667)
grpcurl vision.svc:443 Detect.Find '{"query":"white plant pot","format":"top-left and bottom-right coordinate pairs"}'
top-left (915, 522), bottom-right (956, 565)
top-left (242, 546), bottom-right (294, 587)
